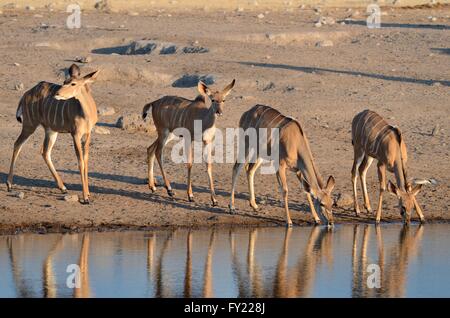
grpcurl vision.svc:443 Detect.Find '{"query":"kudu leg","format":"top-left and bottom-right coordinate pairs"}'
top-left (375, 162), bottom-right (386, 224)
top-left (7, 126), bottom-right (36, 191)
top-left (147, 140), bottom-right (158, 192)
top-left (359, 156), bottom-right (374, 213)
top-left (204, 142), bottom-right (217, 206)
top-left (42, 129), bottom-right (67, 193)
top-left (246, 159), bottom-right (263, 211)
top-left (155, 134), bottom-right (174, 197)
top-left (352, 149), bottom-right (365, 216)
top-left (73, 134), bottom-right (89, 204)
top-left (82, 133), bottom-right (91, 198)
top-left (186, 144), bottom-right (194, 202)
top-left (276, 165), bottom-right (293, 227)
top-left (413, 198), bottom-right (425, 223)
top-left (229, 161), bottom-right (245, 213)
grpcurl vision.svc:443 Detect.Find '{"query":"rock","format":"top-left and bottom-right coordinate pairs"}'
top-left (14, 82), bottom-right (24, 91)
top-left (335, 193), bottom-right (353, 208)
top-left (13, 62), bottom-right (20, 66)
top-left (316, 40), bottom-right (334, 47)
top-left (34, 14), bottom-right (43, 18)
top-left (317, 16), bottom-right (335, 25)
top-left (160, 44), bottom-right (177, 54)
top-left (74, 56), bottom-right (92, 63)
top-left (172, 74), bottom-right (215, 88)
top-left (97, 106), bottom-right (116, 116)
top-left (182, 46), bottom-right (209, 54)
top-left (3, 3), bottom-right (18, 9)
top-left (116, 113), bottom-right (155, 133)
top-left (432, 82), bottom-right (442, 87)
top-left (95, 0), bottom-right (111, 12)
top-left (431, 124), bottom-right (440, 136)
top-left (314, 22), bottom-right (322, 28)
top-left (11, 191), bottom-right (25, 199)
top-left (26, 5), bottom-right (35, 11)
top-left (63, 194), bottom-right (79, 202)
top-left (128, 11), bottom-right (139, 16)
top-left (257, 13), bottom-right (265, 19)
top-left (94, 126), bottom-right (111, 135)
top-left (236, 7), bottom-right (244, 12)
top-left (262, 82), bottom-right (275, 91)
top-left (125, 40), bottom-right (159, 55)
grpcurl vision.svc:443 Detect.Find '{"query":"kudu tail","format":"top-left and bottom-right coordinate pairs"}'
top-left (16, 99), bottom-right (23, 123)
top-left (142, 102), bottom-right (153, 120)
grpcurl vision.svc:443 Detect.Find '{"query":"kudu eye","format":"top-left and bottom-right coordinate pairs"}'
top-left (71, 83), bottom-right (76, 86)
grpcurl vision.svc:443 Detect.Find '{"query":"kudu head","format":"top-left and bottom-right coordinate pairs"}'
top-left (302, 175), bottom-right (336, 225)
top-left (197, 79), bottom-right (235, 116)
top-left (55, 65), bottom-right (100, 100)
top-left (387, 181), bottom-right (423, 224)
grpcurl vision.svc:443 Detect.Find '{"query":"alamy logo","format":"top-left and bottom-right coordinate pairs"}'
top-left (366, 4), bottom-right (381, 29)
top-left (66, 264), bottom-right (81, 289)
top-left (366, 264), bottom-right (381, 289)
top-left (66, 4), bottom-right (81, 29)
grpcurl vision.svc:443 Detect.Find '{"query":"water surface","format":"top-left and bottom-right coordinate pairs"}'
top-left (1, 224), bottom-right (449, 298)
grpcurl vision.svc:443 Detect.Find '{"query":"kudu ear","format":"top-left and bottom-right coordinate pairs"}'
top-left (83, 70), bottom-right (100, 84)
top-left (325, 176), bottom-right (335, 194)
top-left (222, 79), bottom-right (236, 97)
top-left (68, 64), bottom-right (81, 79)
top-left (198, 81), bottom-right (211, 96)
top-left (387, 180), bottom-right (400, 197)
top-left (410, 184), bottom-right (423, 196)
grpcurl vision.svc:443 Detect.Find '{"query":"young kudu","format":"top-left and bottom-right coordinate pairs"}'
top-left (229, 105), bottom-right (336, 226)
top-left (6, 64), bottom-right (100, 204)
top-left (142, 80), bottom-right (235, 205)
top-left (351, 109), bottom-right (425, 224)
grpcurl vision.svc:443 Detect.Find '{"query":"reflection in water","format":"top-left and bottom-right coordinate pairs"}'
top-left (1, 224), bottom-right (449, 298)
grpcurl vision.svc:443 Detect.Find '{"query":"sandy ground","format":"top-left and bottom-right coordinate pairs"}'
top-left (0, 6), bottom-right (449, 234)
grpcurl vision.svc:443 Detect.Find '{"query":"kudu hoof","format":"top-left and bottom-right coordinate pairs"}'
top-left (229, 206), bottom-right (236, 214)
top-left (6, 182), bottom-right (12, 192)
top-left (188, 195), bottom-right (195, 202)
top-left (314, 219), bottom-right (322, 225)
top-left (212, 200), bottom-right (218, 207)
top-left (80, 199), bottom-right (90, 205)
top-left (286, 222), bottom-right (293, 228)
top-left (167, 189), bottom-right (175, 197)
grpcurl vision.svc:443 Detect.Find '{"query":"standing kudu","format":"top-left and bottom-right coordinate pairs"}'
top-left (229, 105), bottom-right (336, 226)
top-left (142, 80), bottom-right (235, 205)
top-left (351, 109), bottom-right (425, 224)
top-left (6, 64), bottom-right (100, 203)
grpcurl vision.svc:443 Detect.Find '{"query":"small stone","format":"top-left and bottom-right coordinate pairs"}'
top-left (128, 11), bottom-right (139, 16)
top-left (257, 13), bottom-right (265, 19)
top-left (236, 7), bottom-right (244, 12)
top-left (34, 14), bottom-right (43, 18)
top-left (94, 126), bottom-right (111, 135)
top-left (314, 22), bottom-right (322, 27)
top-left (63, 194), bottom-right (79, 202)
top-left (316, 40), bottom-right (333, 47)
top-left (11, 191), bottom-right (25, 199)
top-left (13, 62), bottom-right (20, 66)
top-left (432, 82), bottom-right (442, 87)
top-left (14, 82), bottom-right (24, 91)
top-left (335, 193), bottom-right (353, 208)
top-left (26, 5), bottom-right (35, 11)
top-left (74, 56), bottom-right (92, 63)
top-left (97, 106), bottom-right (116, 116)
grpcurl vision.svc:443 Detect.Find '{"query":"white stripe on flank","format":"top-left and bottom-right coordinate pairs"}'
top-left (254, 107), bottom-right (271, 129)
top-left (53, 99), bottom-right (60, 126)
top-left (365, 119), bottom-right (384, 151)
top-left (60, 100), bottom-right (67, 128)
top-left (359, 112), bottom-right (377, 149)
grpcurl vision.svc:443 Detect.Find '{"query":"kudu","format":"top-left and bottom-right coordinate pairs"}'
top-left (6, 64), bottom-right (100, 204)
top-left (142, 80), bottom-right (235, 205)
top-left (351, 109), bottom-right (425, 224)
top-left (229, 105), bottom-right (336, 226)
